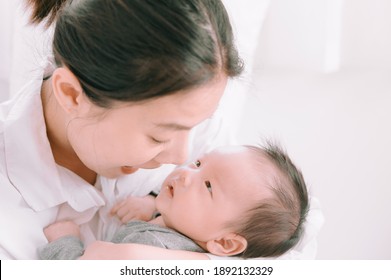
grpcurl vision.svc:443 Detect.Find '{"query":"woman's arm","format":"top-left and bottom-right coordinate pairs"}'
top-left (79, 241), bottom-right (209, 260)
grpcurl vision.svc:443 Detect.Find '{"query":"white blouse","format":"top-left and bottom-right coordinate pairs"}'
top-left (0, 70), bottom-right (105, 259)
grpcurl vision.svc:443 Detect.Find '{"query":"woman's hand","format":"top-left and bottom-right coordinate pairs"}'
top-left (110, 194), bottom-right (156, 223)
top-left (44, 220), bottom-right (80, 242)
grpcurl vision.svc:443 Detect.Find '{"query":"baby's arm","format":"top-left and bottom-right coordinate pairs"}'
top-left (80, 241), bottom-right (209, 260)
top-left (110, 194), bottom-right (156, 223)
top-left (38, 221), bottom-right (84, 260)
top-left (44, 220), bottom-right (81, 242)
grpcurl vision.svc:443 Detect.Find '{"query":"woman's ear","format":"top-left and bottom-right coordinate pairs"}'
top-left (205, 233), bottom-right (247, 256)
top-left (51, 67), bottom-right (85, 115)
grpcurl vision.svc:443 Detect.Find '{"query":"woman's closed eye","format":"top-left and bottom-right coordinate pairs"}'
top-left (150, 136), bottom-right (168, 144)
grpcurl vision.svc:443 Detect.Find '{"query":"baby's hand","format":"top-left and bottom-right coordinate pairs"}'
top-left (44, 220), bottom-right (80, 242)
top-left (110, 195), bottom-right (156, 223)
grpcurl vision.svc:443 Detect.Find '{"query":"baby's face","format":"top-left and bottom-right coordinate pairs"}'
top-left (155, 146), bottom-right (270, 243)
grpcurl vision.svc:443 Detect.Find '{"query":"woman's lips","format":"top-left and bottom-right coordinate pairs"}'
top-left (121, 166), bottom-right (139, 175)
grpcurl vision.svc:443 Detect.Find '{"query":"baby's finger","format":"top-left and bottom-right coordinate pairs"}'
top-left (115, 205), bottom-right (133, 219)
top-left (110, 200), bottom-right (127, 215)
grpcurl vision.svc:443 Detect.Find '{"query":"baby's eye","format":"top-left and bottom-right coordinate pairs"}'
top-left (205, 181), bottom-right (212, 194)
top-left (194, 160), bottom-right (201, 168)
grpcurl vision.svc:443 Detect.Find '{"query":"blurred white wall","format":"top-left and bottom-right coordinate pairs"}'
top-left (255, 0), bottom-right (391, 72)
top-left (218, 0), bottom-right (271, 140)
top-left (341, 0), bottom-right (391, 70)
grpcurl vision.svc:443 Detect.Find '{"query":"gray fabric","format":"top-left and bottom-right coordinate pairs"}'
top-left (111, 221), bottom-right (204, 252)
top-left (39, 221), bottom-right (204, 260)
top-left (38, 235), bottom-right (84, 260)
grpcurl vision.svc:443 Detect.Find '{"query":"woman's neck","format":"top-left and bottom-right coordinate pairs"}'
top-left (41, 79), bottom-right (97, 185)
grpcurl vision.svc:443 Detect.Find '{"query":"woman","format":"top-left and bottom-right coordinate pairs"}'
top-left (0, 0), bottom-right (242, 259)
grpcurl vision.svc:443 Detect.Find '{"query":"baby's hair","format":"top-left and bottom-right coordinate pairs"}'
top-left (236, 142), bottom-right (309, 258)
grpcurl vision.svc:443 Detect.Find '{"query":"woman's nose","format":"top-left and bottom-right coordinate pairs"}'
top-left (156, 133), bottom-right (189, 165)
top-left (170, 146), bottom-right (188, 165)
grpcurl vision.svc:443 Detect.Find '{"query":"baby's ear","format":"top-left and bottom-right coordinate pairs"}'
top-left (205, 233), bottom-right (247, 256)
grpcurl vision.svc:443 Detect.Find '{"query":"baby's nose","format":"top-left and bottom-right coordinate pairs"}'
top-left (176, 168), bottom-right (191, 186)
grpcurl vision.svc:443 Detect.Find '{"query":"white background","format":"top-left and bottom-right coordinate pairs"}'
top-left (0, 0), bottom-right (390, 259)
top-left (2, 260), bottom-right (391, 279)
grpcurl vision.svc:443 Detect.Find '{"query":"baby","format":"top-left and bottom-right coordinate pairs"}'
top-left (39, 143), bottom-right (309, 259)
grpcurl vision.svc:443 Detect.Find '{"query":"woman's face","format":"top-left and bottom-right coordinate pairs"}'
top-left (66, 75), bottom-right (228, 178)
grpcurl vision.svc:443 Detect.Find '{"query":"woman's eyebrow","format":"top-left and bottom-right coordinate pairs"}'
top-left (153, 122), bottom-right (192, 131)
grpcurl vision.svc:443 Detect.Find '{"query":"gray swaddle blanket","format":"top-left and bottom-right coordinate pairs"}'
top-left (39, 220), bottom-right (204, 260)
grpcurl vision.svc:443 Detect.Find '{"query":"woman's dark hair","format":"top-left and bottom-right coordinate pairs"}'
top-left (27, 0), bottom-right (243, 107)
